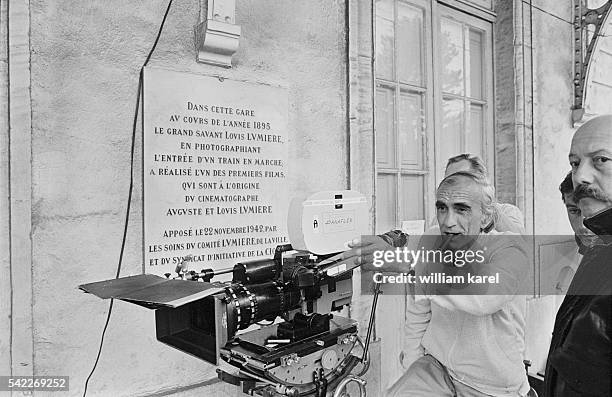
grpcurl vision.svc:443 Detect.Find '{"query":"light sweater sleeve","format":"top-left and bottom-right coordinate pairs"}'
top-left (402, 292), bottom-right (431, 368)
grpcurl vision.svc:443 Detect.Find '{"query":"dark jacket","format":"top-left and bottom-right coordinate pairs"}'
top-left (544, 210), bottom-right (612, 396)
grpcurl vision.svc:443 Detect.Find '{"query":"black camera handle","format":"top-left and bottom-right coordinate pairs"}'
top-left (358, 281), bottom-right (381, 375)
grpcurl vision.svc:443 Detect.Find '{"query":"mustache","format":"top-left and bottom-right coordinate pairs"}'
top-left (573, 183), bottom-right (611, 203)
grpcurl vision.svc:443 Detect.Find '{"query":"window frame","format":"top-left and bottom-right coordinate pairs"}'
top-left (373, 0), bottom-right (435, 233)
top-left (432, 4), bottom-right (495, 184)
top-left (373, 0), bottom-right (496, 232)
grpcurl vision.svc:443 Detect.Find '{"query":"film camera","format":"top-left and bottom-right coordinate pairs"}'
top-left (80, 191), bottom-right (374, 397)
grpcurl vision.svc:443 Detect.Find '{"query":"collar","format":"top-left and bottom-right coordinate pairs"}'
top-left (583, 207), bottom-right (612, 245)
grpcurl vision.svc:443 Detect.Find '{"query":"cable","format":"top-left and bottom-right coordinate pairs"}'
top-left (82, 1), bottom-right (174, 396)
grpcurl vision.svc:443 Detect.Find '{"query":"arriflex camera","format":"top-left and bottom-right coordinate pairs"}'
top-left (80, 191), bottom-right (371, 397)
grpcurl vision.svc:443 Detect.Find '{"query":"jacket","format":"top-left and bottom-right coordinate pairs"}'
top-left (544, 208), bottom-right (612, 396)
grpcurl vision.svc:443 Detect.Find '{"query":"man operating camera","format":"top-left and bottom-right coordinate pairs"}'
top-left (344, 169), bottom-right (530, 396)
top-left (378, 171), bottom-right (531, 397)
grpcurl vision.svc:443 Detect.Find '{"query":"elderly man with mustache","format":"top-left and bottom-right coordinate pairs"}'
top-left (543, 115), bottom-right (612, 397)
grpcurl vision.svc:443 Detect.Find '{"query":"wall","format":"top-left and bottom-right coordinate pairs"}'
top-left (524, 0), bottom-right (582, 374)
top-left (0, 0), bottom-right (12, 379)
top-left (24, 0), bottom-right (348, 396)
top-left (494, 0), bottom-right (518, 207)
top-left (531, 0), bottom-right (576, 235)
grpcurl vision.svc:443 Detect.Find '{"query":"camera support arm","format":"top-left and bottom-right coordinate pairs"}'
top-left (332, 282), bottom-right (382, 397)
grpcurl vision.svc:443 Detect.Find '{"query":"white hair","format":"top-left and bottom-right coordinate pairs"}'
top-left (437, 171), bottom-right (497, 228)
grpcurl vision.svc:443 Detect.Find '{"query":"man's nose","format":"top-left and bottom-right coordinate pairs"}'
top-left (573, 160), bottom-right (595, 186)
top-left (442, 210), bottom-right (457, 228)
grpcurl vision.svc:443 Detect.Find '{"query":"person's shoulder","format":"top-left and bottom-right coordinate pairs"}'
top-left (479, 230), bottom-right (528, 256)
top-left (494, 202), bottom-right (526, 234)
top-left (495, 202), bottom-right (522, 214)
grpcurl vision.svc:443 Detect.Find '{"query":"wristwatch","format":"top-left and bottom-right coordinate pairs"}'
top-left (378, 229), bottom-right (408, 248)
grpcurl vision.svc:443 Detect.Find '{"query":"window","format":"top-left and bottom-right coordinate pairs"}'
top-left (436, 6), bottom-right (494, 178)
top-left (374, 0), bottom-right (494, 233)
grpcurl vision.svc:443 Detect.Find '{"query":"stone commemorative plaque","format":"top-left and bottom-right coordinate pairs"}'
top-left (143, 67), bottom-right (289, 276)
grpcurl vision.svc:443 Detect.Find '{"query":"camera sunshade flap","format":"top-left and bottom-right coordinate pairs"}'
top-left (79, 274), bottom-right (225, 309)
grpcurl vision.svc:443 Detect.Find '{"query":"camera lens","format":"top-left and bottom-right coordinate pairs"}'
top-left (224, 281), bottom-right (301, 338)
top-left (233, 259), bottom-right (281, 284)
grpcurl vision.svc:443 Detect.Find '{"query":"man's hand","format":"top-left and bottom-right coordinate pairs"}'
top-left (341, 235), bottom-right (394, 272)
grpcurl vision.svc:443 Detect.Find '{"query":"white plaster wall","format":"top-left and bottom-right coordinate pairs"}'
top-left (525, 0), bottom-right (581, 374)
top-left (531, 0), bottom-right (576, 236)
top-left (0, 0), bottom-right (11, 378)
top-left (29, 0), bottom-right (347, 395)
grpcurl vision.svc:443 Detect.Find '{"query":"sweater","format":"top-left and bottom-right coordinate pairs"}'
top-left (404, 231), bottom-right (531, 396)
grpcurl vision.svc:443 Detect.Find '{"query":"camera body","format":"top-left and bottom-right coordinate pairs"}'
top-left (81, 244), bottom-right (362, 396)
top-left (156, 244), bottom-right (356, 364)
top-left (80, 191), bottom-right (369, 396)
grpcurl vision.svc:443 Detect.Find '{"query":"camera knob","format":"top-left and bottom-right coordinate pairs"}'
top-left (321, 349), bottom-right (338, 370)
